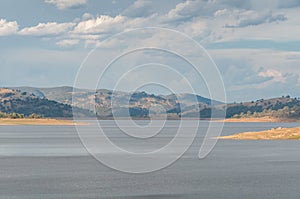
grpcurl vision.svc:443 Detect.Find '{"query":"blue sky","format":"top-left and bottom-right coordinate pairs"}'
top-left (0, 0), bottom-right (299, 102)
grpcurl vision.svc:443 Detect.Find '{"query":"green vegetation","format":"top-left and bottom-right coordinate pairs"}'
top-left (228, 96), bottom-right (300, 119)
top-left (28, 113), bottom-right (43, 119)
top-left (0, 88), bottom-right (93, 118)
top-left (0, 111), bottom-right (43, 119)
top-left (2, 87), bottom-right (299, 120)
top-left (288, 135), bottom-right (300, 139)
top-left (0, 112), bottom-right (25, 119)
top-left (232, 106), bottom-right (300, 119)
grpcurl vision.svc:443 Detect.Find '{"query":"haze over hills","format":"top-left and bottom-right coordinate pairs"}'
top-left (2, 86), bottom-right (300, 119)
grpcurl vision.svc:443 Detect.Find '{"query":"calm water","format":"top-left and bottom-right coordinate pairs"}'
top-left (0, 121), bottom-right (300, 199)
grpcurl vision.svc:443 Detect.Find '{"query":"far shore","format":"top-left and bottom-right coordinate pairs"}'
top-left (0, 118), bottom-right (89, 126)
top-left (217, 117), bottom-right (300, 123)
top-left (1, 117), bottom-right (299, 126)
top-left (219, 126), bottom-right (300, 140)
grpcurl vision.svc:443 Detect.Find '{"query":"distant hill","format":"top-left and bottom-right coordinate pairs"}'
top-left (224, 96), bottom-right (300, 119)
top-left (11, 87), bottom-right (223, 118)
top-left (10, 86), bottom-right (88, 105)
top-left (8, 86), bottom-right (300, 119)
top-left (0, 88), bottom-right (92, 118)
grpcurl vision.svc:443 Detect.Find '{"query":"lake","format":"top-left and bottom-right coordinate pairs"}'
top-left (0, 121), bottom-right (300, 198)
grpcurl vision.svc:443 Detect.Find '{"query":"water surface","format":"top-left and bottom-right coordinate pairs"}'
top-left (0, 121), bottom-right (299, 198)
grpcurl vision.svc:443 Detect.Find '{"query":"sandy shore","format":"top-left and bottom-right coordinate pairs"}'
top-left (219, 127), bottom-right (300, 140)
top-left (0, 118), bottom-right (88, 126)
top-left (219, 117), bottom-right (300, 123)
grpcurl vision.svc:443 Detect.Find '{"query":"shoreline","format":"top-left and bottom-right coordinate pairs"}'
top-left (218, 117), bottom-right (300, 123)
top-left (219, 126), bottom-right (300, 140)
top-left (0, 117), bottom-right (299, 126)
top-left (0, 118), bottom-right (88, 126)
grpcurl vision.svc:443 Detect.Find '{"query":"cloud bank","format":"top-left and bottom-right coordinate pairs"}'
top-left (0, 0), bottom-right (299, 101)
top-left (19, 22), bottom-right (75, 36)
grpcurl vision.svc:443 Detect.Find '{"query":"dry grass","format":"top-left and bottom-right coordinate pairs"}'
top-left (219, 127), bottom-right (300, 140)
top-left (0, 118), bottom-right (88, 126)
top-left (219, 117), bottom-right (300, 123)
top-left (0, 88), bottom-right (13, 94)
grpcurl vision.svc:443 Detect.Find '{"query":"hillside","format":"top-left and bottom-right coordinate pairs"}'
top-left (8, 87), bottom-right (300, 119)
top-left (224, 96), bottom-right (300, 119)
top-left (10, 86), bottom-right (86, 105)
top-left (0, 88), bottom-right (92, 118)
top-left (75, 90), bottom-right (223, 118)
top-left (12, 87), bottom-right (223, 118)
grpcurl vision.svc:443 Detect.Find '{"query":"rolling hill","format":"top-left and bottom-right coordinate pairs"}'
top-left (0, 88), bottom-right (92, 118)
top-left (6, 87), bottom-right (300, 119)
top-left (11, 87), bottom-right (223, 118)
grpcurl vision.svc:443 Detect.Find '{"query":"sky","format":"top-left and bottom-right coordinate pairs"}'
top-left (0, 0), bottom-right (300, 102)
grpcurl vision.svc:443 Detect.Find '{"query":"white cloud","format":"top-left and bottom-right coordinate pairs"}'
top-left (69, 33), bottom-right (101, 41)
top-left (1, 0), bottom-right (300, 101)
top-left (17, 1), bottom-right (289, 47)
top-left (45, 0), bottom-right (87, 10)
top-left (56, 39), bottom-right (79, 47)
top-left (210, 48), bottom-right (300, 100)
top-left (122, 0), bottom-right (153, 17)
top-left (72, 15), bottom-right (125, 34)
top-left (258, 69), bottom-right (286, 83)
top-left (208, 48), bottom-right (300, 100)
top-left (176, 19), bottom-right (208, 38)
top-left (82, 13), bottom-right (93, 20)
top-left (19, 22), bottom-right (75, 36)
top-left (0, 19), bottom-right (18, 36)
top-left (207, 8), bottom-right (299, 43)
top-left (166, 0), bottom-right (207, 21)
top-left (225, 10), bottom-right (286, 28)
top-left (3, 0), bottom-right (298, 45)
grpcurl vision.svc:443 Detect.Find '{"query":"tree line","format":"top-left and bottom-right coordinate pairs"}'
top-left (0, 112), bottom-right (42, 119)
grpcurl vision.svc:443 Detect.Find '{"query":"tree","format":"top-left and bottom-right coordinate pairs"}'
top-left (28, 113), bottom-right (42, 119)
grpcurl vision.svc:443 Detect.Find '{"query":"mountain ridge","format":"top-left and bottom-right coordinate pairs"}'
top-left (3, 87), bottom-right (300, 119)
